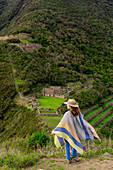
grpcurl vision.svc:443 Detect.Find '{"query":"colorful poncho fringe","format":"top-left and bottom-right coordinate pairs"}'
top-left (52, 111), bottom-right (100, 155)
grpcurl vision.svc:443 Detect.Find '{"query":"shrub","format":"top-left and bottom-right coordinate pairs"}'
top-left (100, 127), bottom-right (113, 139)
top-left (0, 153), bottom-right (39, 168)
top-left (28, 39), bottom-right (39, 43)
top-left (27, 130), bottom-right (50, 148)
top-left (38, 47), bottom-right (47, 53)
top-left (7, 38), bottom-right (21, 43)
top-left (99, 99), bottom-right (105, 106)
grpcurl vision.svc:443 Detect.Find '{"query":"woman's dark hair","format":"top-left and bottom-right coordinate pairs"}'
top-left (70, 106), bottom-right (80, 116)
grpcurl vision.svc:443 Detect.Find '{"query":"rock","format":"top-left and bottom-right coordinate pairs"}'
top-left (102, 152), bottom-right (112, 157)
top-left (49, 108), bottom-right (54, 110)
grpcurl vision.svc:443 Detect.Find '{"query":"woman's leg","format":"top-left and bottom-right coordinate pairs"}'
top-left (65, 140), bottom-right (70, 160)
top-left (71, 148), bottom-right (80, 162)
top-left (72, 148), bottom-right (77, 156)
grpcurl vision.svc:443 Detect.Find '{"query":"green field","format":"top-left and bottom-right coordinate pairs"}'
top-left (41, 115), bottom-right (62, 128)
top-left (37, 96), bottom-right (66, 110)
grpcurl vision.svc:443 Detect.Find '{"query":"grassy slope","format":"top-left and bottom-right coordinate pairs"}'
top-left (0, 42), bottom-right (16, 119)
top-left (0, 134), bottom-right (112, 169)
top-left (0, 105), bottom-right (50, 143)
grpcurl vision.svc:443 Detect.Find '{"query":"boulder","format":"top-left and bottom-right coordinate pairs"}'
top-left (102, 152), bottom-right (112, 157)
top-left (46, 107), bottom-right (49, 111)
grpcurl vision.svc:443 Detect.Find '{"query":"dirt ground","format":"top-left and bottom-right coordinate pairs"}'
top-left (27, 156), bottom-right (113, 170)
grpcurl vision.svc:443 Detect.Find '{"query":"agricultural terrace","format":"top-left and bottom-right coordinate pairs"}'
top-left (36, 96), bottom-right (113, 128)
top-left (37, 96), bottom-right (66, 110)
top-left (84, 98), bottom-right (113, 119)
top-left (41, 116), bottom-right (62, 128)
top-left (83, 96), bottom-right (113, 129)
top-left (96, 113), bottom-right (113, 128)
top-left (88, 105), bottom-right (112, 125)
top-left (36, 96), bottom-right (66, 127)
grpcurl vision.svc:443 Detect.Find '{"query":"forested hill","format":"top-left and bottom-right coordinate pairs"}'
top-left (0, 0), bottom-right (113, 95)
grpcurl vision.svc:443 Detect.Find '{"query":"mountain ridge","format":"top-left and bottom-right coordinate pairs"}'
top-left (0, 0), bottom-right (113, 138)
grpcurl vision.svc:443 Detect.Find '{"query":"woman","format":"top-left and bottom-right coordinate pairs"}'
top-left (51, 99), bottom-right (101, 164)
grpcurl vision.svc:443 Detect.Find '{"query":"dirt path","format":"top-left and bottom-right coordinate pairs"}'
top-left (27, 156), bottom-right (113, 170)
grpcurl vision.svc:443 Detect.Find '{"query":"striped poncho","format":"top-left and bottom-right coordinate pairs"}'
top-left (52, 111), bottom-right (100, 155)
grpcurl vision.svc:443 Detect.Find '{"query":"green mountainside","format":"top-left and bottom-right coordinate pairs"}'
top-left (0, 0), bottom-right (113, 95)
top-left (0, 0), bottom-right (113, 143)
top-left (0, 0), bottom-right (24, 31)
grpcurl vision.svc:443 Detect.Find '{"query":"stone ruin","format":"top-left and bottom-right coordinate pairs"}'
top-left (27, 93), bottom-right (38, 99)
top-left (21, 93), bottom-right (40, 107)
top-left (42, 86), bottom-right (70, 98)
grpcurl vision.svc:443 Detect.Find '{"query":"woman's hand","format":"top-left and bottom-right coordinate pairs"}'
top-left (51, 133), bottom-right (55, 135)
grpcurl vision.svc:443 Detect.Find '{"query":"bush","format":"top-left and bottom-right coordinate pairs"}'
top-left (38, 47), bottom-right (47, 53)
top-left (27, 130), bottom-right (50, 148)
top-left (0, 153), bottom-right (39, 168)
top-left (7, 38), bottom-right (21, 43)
top-left (100, 126), bottom-right (113, 139)
top-left (99, 99), bottom-right (105, 106)
top-left (28, 39), bottom-right (39, 43)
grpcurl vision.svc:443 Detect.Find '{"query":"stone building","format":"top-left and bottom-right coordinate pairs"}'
top-left (42, 86), bottom-right (70, 98)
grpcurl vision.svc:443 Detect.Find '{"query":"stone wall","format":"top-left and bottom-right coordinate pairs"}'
top-left (36, 108), bottom-right (59, 116)
top-left (54, 93), bottom-right (69, 98)
top-left (83, 105), bottom-right (99, 115)
top-left (40, 111), bottom-right (56, 113)
top-left (39, 114), bottom-right (59, 116)
top-left (100, 116), bottom-right (113, 129)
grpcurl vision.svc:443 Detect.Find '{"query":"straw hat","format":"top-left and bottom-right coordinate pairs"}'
top-left (64, 99), bottom-right (78, 107)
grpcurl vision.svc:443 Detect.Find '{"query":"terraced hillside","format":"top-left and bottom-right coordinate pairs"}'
top-left (83, 96), bottom-right (113, 129)
top-left (84, 98), bottom-right (113, 120)
top-left (26, 95), bottom-right (113, 129)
